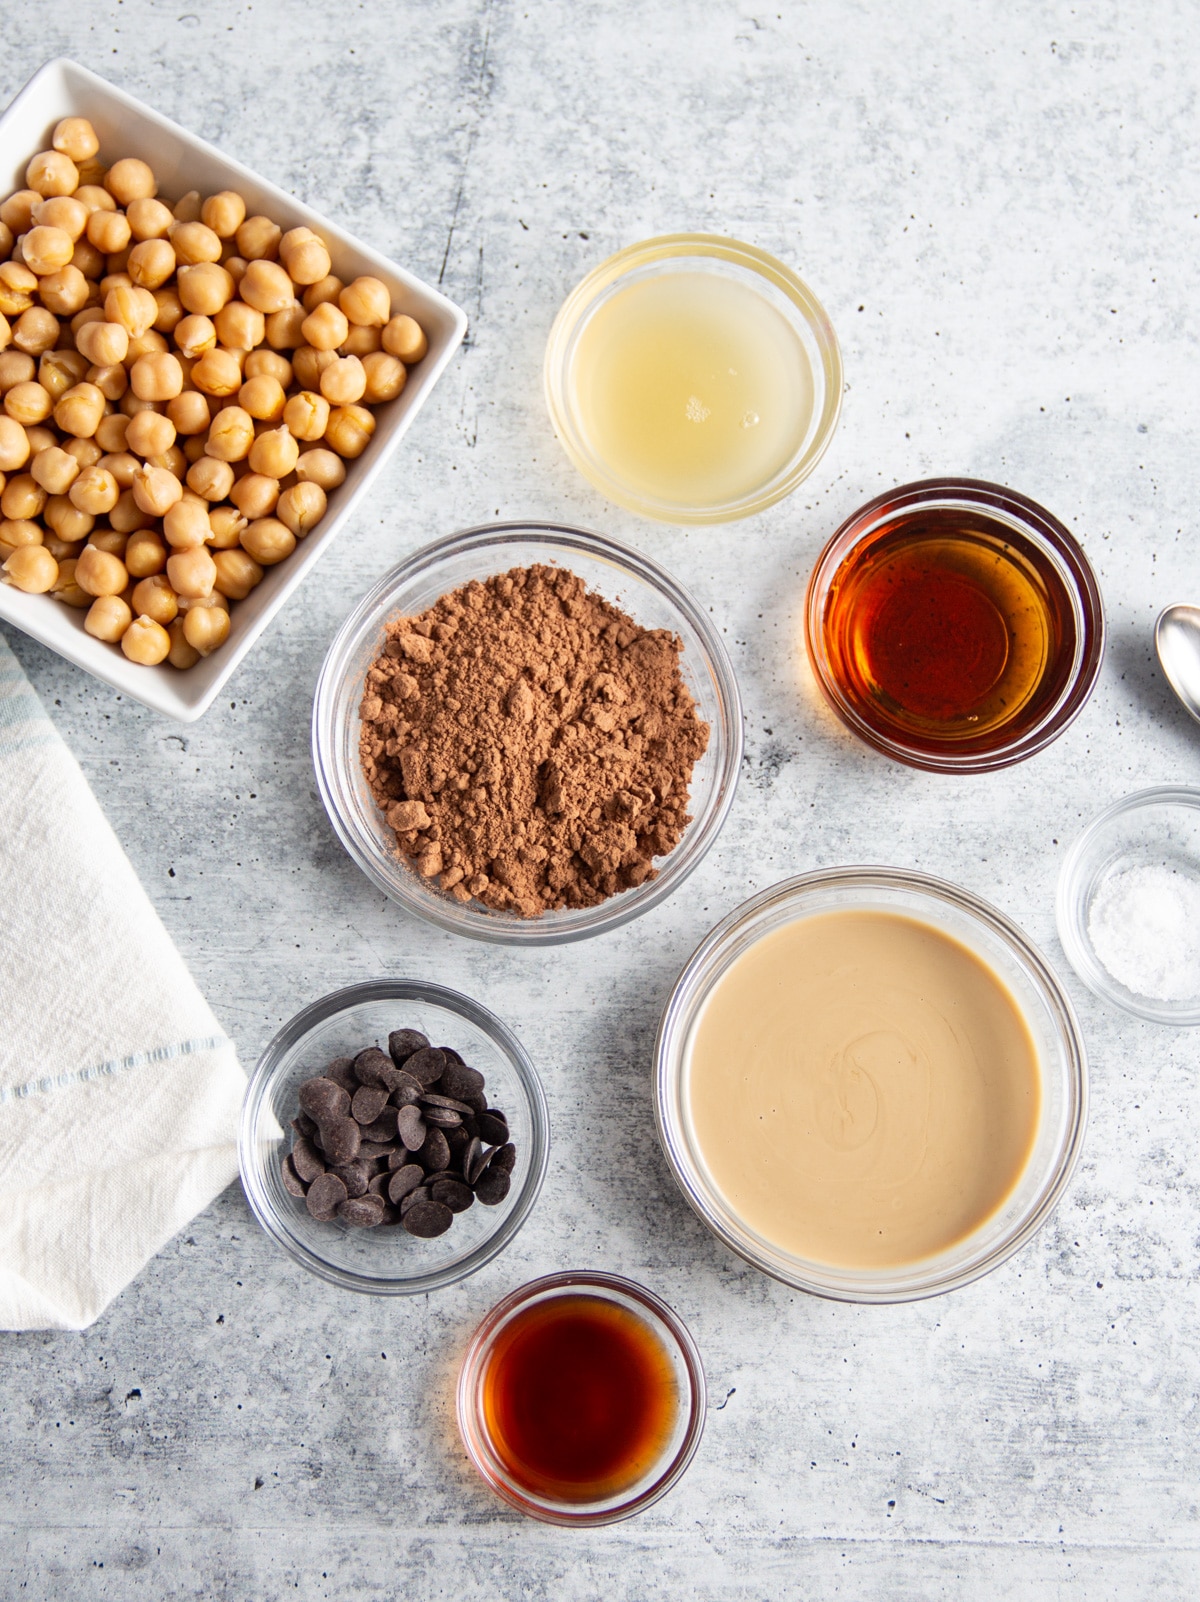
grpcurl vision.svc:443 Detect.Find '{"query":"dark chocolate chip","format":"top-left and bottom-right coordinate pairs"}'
top-left (446, 1125), bottom-right (470, 1156)
top-left (367, 1172), bottom-right (391, 1197)
top-left (399, 1185), bottom-right (430, 1215)
top-left (404, 1046), bottom-right (446, 1086)
top-left (339, 1193), bottom-right (385, 1228)
top-left (388, 1072), bottom-right (423, 1106)
top-left (473, 1166), bottom-right (511, 1206)
top-left (402, 1199), bottom-right (454, 1237)
top-left (378, 1204), bottom-right (402, 1226)
top-left (354, 1047), bottom-right (395, 1088)
top-left (464, 1137), bottom-right (490, 1186)
top-left (418, 1127), bottom-right (451, 1173)
top-left (281, 1154), bottom-right (307, 1197)
top-left (321, 1115), bottom-right (361, 1165)
top-left (463, 1088), bottom-right (488, 1114)
top-left (291, 1136), bottom-right (326, 1184)
top-left (291, 1112), bottom-right (317, 1140)
top-left (359, 1107), bottom-right (399, 1144)
top-left (430, 1177), bottom-right (474, 1214)
top-left (331, 1160), bottom-right (370, 1199)
top-left (306, 1171), bottom-right (348, 1221)
top-left (357, 1141), bottom-right (397, 1161)
top-left (387, 1028), bottom-right (429, 1067)
top-left (420, 1092), bottom-right (474, 1114)
top-left (438, 1062), bottom-right (485, 1101)
top-left (439, 1046), bottom-right (465, 1067)
top-left (324, 1057), bottom-right (360, 1095)
top-left (423, 1106), bottom-right (463, 1129)
top-left (396, 1104), bottom-right (426, 1151)
top-left (492, 1141), bottom-right (517, 1175)
top-left (298, 1077), bottom-right (350, 1120)
top-left (351, 1085), bottom-right (389, 1125)
top-left (476, 1111), bottom-right (509, 1145)
top-left (387, 1164), bottom-right (426, 1204)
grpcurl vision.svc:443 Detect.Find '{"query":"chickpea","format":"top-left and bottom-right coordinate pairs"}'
top-left (87, 528), bottom-right (128, 557)
top-left (201, 191), bottom-right (246, 239)
top-left (152, 285), bottom-right (184, 333)
top-left (69, 464), bottom-right (119, 514)
top-left (127, 238), bottom-right (175, 290)
top-left (300, 301), bottom-right (348, 352)
top-left (229, 472), bottom-right (279, 519)
top-left (280, 232), bottom-right (331, 286)
top-left (166, 390), bottom-right (211, 435)
top-left (124, 529), bottom-right (168, 580)
top-left (185, 453), bottom-right (234, 500)
top-left (238, 373), bottom-right (285, 421)
top-left (359, 350), bottom-right (406, 405)
top-left (119, 389), bottom-right (158, 419)
top-left (340, 323), bottom-right (382, 358)
top-left (12, 308), bottom-right (61, 357)
top-left (54, 382), bottom-right (106, 438)
top-left (0, 312), bottom-right (9, 352)
top-left (173, 190), bottom-right (203, 224)
top-left (319, 355), bottom-right (366, 406)
top-left (22, 225), bottom-right (74, 276)
top-left (235, 215), bottom-right (280, 261)
top-left (98, 451), bottom-right (138, 489)
top-left (31, 446), bottom-right (80, 495)
top-left (118, 613), bottom-right (170, 664)
top-left (77, 319), bottom-right (130, 367)
top-left (173, 313), bottom-right (217, 359)
top-left (213, 300), bottom-right (264, 351)
top-left (223, 255), bottom-right (247, 289)
top-left (290, 345), bottom-right (335, 391)
top-left (0, 352), bottom-right (35, 391)
top-left (64, 436), bottom-right (102, 469)
top-left (237, 259), bottom-right (293, 316)
top-left (0, 192), bottom-right (40, 233)
top-left (87, 362), bottom-right (128, 402)
top-left (2, 544), bottom-right (58, 592)
top-left (164, 616), bottom-right (200, 668)
top-left (42, 530), bottom-right (80, 559)
top-left (247, 423), bottom-right (298, 478)
top-left (1, 473), bottom-right (46, 519)
top-left (176, 261), bottom-right (234, 316)
top-left (27, 151), bottom-right (79, 198)
top-left (295, 447), bottom-right (346, 491)
top-left (169, 220), bottom-right (222, 266)
top-left (53, 117), bottom-right (100, 163)
top-left (44, 495), bottom-right (93, 539)
top-left (132, 463), bottom-right (183, 516)
top-left (382, 314), bottom-right (428, 364)
top-left (25, 428), bottom-right (57, 459)
top-left (205, 405), bottom-right (254, 462)
top-left (123, 199), bottom-right (172, 243)
top-left (105, 158), bottom-right (156, 206)
top-left (302, 274), bottom-right (343, 312)
top-left (94, 412), bottom-right (131, 454)
top-left (190, 347), bottom-right (243, 398)
top-left (0, 221), bottom-right (11, 260)
top-left (84, 593), bottom-right (133, 641)
top-left (104, 283), bottom-right (157, 337)
top-left (265, 304), bottom-right (305, 350)
top-left (130, 351), bottom-right (183, 402)
top-left (38, 266), bottom-right (90, 316)
top-left (212, 546), bottom-right (263, 600)
top-left (0, 516), bottom-right (42, 547)
top-left (166, 543), bottom-right (216, 598)
top-left (181, 602), bottom-right (231, 656)
top-left (34, 195), bottom-right (88, 239)
top-left (207, 504), bottom-right (247, 548)
top-left (129, 571), bottom-right (177, 621)
top-left (281, 389), bottom-right (329, 442)
top-left (7, 381), bottom-right (54, 426)
top-left (148, 442), bottom-right (187, 481)
top-left (51, 557), bottom-right (91, 607)
top-left (277, 479), bottom-right (327, 537)
top-left (0, 262), bottom-right (36, 318)
top-left (242, 349), bottom-right (291, 387)
top-left (240, 516), bottom-right (295, 566)
top-left (162, 496), bottom-right (211, 549)
top-left (109, 488), bottom-right (154, 534)
top-left (183, 433), bottom-right (208, 464)
top-left (75, 543), bottom-right (128, 597)
top-left (124, 409), bottom-right (176, 458)
top-left (339, 276), bottom-right (390, 328)
top-left (86, 209), bottom-right (131, 255)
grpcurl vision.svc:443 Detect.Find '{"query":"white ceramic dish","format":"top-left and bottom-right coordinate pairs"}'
top-left (0, 58), bottom-right (467, 722)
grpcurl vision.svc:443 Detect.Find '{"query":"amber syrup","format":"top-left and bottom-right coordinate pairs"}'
top-left (481, 1294), bottom-right (679, 1503)
top-left (820, 505), bottom-right (1078, 757)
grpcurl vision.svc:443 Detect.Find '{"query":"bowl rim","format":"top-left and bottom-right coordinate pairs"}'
top-left (311, 519), bottom-right (744, 945)
top-left (1055, 784), bottom-right (1200, 1026)
top-left (804, 476), bottom-right (1107, 773)
top-left (543, 231), bottom-right (843, 525)
top-left (237, 977), bottom-right (550, 1295)
top-left (455, 1269), bottom-right (707, 1525)
top-left (654, 864), bottom-right (1089, 1304)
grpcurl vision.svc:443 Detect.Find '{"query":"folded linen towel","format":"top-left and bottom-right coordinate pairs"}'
top-left (0, 632), bottom-right (246, 1331)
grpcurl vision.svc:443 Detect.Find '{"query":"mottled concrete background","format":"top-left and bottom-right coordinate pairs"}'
top-left (2, 2), bottom-right (1199, 1597)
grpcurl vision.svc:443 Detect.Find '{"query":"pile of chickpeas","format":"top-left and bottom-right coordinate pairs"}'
top-left (0, 118), bottom-right (428, 669)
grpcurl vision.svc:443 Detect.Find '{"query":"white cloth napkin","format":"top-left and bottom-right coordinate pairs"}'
top-left (0, 632), bottom-right (246, 1331)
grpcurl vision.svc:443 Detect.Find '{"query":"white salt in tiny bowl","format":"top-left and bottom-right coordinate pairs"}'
top-left (1057, 787), bottom-right (1200, 1025)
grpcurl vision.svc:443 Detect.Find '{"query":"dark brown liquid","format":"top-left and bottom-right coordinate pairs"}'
top-left (821, 507), bottom-right (1079, 756)
top-left (481, 1294), bottom-right (678, 1503)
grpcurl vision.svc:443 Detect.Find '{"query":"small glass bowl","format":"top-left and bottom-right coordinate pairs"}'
top-left (544, 233), bottom-right (842, 524)
top-left (312, 521), bottom-right (743, 946)
top-left (655, 867), bottom-right (1088, 1304)
top-left (238, 979), bottom-right (549, 1295)
top-left (1056, 787), bottom-right (1200, 1026)
top-left (456, 1271), bottom-right (706, 1525)
top-left (805, 478), bottom-right (1105, 773)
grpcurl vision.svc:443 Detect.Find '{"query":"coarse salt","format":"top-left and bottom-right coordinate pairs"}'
top-left (1086, 861), bottom-right (1200, 1002)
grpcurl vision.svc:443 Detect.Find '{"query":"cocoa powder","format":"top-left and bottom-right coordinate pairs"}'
top-left (358, 564), bottom-right (710, 917)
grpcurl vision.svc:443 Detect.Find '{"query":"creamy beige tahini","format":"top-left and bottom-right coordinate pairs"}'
top-left (684, 910), bottom-right (1041, 1269)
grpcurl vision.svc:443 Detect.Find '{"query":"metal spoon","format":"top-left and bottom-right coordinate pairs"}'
top-left (1155, 604), bottom-right (1200, 725)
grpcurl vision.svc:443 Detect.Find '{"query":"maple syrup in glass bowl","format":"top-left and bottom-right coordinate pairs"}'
top-left (805, 479), bottom-right (1104, 774)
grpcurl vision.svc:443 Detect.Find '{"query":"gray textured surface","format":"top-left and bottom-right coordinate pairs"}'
top-left (3, 1), bottom-right (1200, 1596)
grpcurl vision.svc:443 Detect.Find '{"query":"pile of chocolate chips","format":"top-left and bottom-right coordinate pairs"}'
top-left (280, 1027), bottom-right (516, 1238)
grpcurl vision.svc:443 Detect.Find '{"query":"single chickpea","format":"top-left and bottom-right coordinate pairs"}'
top-left (277, 480), bottom-right (327, 537)
top-left (0, 264), bottom-right (36, 318)
top-left (98, 450), bottom-right (139, 488)
top-left (170, 221), bottom-right (222, 265)
top-left (166, 543), bottom-right (216, 598)
top-left (6, 381), bottom-right (54, 426)
top-left (207, 504), bottom-right (247, 548)
top-left (126, 198), bottom-right (174, 241)
top-left (0, 312), bottom-right (9, 352)
top-left (69, 464), bottom-right (119, 514)
top-left (132, 464), bottom-right (183, 516)
top-left (183, 433), bottom-right (208, 464)
top-left (22, 225), bottom-right (75, 275)
top-left (2, 544), bottom-right (58, 592)
top-left (64, 436), bottom-right (103, 469)
top-left (191, 347), bottom-right (243, 397)
top-left (84, 593), bottom-right (133, 641)
top-left (1, 472), bottom-right (46, 520)
top-left (105, 158), bottom-right (157, 206)
top-left (27, 150), bottom-right (79, 198)
top-left (119, 389), bottom-right (159, 418)
top-left (51, 557), bottom-right (91, 606)
top-left (120, 613), bottom-right (171, 664)
top-left (53, 117), bottom-right (100, 163)
top-left (31, 446), bottom-right (80, 495)
top-left (43, 530), bottom-right (81, 559)
top-left (109, 488), bottom-right (154, 534)
top-left (12, 307), bottom-right (61, 357)
top-left (127, 239), bottom-right (176, 290)
top-left (0, 351), bottom-right (35, 391)
top-left (165, 616), bottom-right (200, 668)
top-left (264, 304), bottom-right (305, 350)
top-left (125, 530), bottom-right (169, 579)
top-left (223, 256), bottom-right (247, 289)
top-left (244, 349), bottom-right (292, 386)
top-left (0, 222), bottom-right (11, 260)
top-left (37, 265), bottom-right (90, 316)
top-left (86, 528), bottom-right (129, 557)
top-left (148, 442), bottom-right (187, 480)
top-left (235, 215), bottom-right (281, 261)
top-left (105, 283), bottom-right (157, 337)
top-left (300, 301), bottom-right (348, 352)
top-left (86, 208), bottom-right (131, 255)
top-left (181, 603), bottom-right (230, 656)
top-left (130, 571), bottom-right (177, 621)
top-left (126, 327), bottom-right (168, 364)
top-left (186, 455), bottom-right (234, 500)
top-left (34, 195), bottom-right (88, 239)
top-left (130, 351), bottom-right (183, 402)
top-left (54, 382), bottom-right (106, 438)
top-left (162, 496), bottom-right (211, 549)
top-left (229, 472), bottom-right (280, 520)
top-left (340, 323), bottom-right (382, 357)
top-left (382, 314), bottom-right (428, 364)
top-left (360, 351), bottom-right (406, 405)
top-left (302, 274), bottom-right (343, 312)
top-left (124, 409), bottom-right (176, 458)
top-left (74, 184), bottom-right (115, 215)
top-left (166, 390), bottom-right (211, 435)
top-left (319, 355), bottom-right (366, 406)
top-left (281, 389), bottom-right (329, 443)
top-left (239, 516), bottom-right (295, 566)
top-left (201, 191), bottom-right (246, 239)
top-left (75, 543), bottom-right (128, 597)
top-left (77, 319), bottom-right (129, 366)
top-left (237, 373), bottom-right (285, 421)
top-left (205, 405), bottom-right (254, 462)
top-left (213, 300), bottom-right (264, 351)
top-left (87, 363), bottom-right (129, 401)
top-left (72, 303), bottom-right (106, 333)
top-left (290, 345), bottom-right (335, 391)
top-left (0, 516), bottom-right (42, 548)
top-left (281, 233), bottom-right (331, 286)
top-left (44, 495), bottom-right (93, 539)
top-left (172, 190), bottom-right (203, 223)
top-left (94, 412), bottom-right (131, 454)
top-left (0, 192), bottom-right (40, 234)
top-left (212, 546), bottom-right (263, 600)
top-left (238, 260), bottom-right (294, 315)
top-left (339, 276), bottom-right (390, 328)
top-left (173, 313), bottom-right (217, 359)
top-left (247, 423), bottom-right (298, 478)
top-left (176, 262), bottom-right (234, 316)
top-left (295, 447), bottom-right (346, 490)
top-left (152, 285), bottom-right (184, 334)
top-left (73, 237), bottom-right (108, 277)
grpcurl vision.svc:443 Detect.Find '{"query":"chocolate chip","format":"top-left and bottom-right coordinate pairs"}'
top-left (418, 1127), bottom-right (451, 1172)
top-left (351, 1085), bottom-right (389, 1125)
top-left (331, 1160), bottom-right (370, 1199)
top-left (388, 1072), bottom-right (423, 1106)
top-left (298, 1077), bottom-right (349, 1120)
top-left (492, 1141), bottom-right (517, 1175)
top-left (387, 1164), bottom-right (426, 1204)
top-left (430, 1178), bottom-right (474, 1213)
top-left (476, 1110), bottom-right (509, 1145)
top-left (440, 1047), bottom-right (465, 1067)
top-left (339, 1193), bottom-right (386, 1228)
top-left (367, 1172), bottom-right (391, 1197)
top-left (439, 1062), bottom-right (485, 1101)
top-left (291, 1112), bottom-right (317, 1140)
top-left (463, 1088), bottom-right (488, 1113)
top-left (358, 1107), bottom-right (399, 1144)
top-left (354, 1047), bottom-right (395, 1088)
top-left (306, 1171), bottom-right (348, 1221)
top-left (388, 1028), bottom-right (429, 1067)
top-left (357, 1141), bottom-right (396, 1161)
top-left (399, 1185), bottom-right (430, 1215)
top-left (402, 1199), bottom-right (454, 1237)
top-left (321, 1116), bottom-right (362, 1165)
top-left (473, 1166), bottom-right (511, 1206)
top-left (378, 1204), bottom-right (402, 1226)
top-left (423, 1105), bottom-right (463, 1129)
top-left (404, 1046), bottom-right (446, 1086)
top-left (420, 1092), bottom-right (474, 1114)
top-left (281, 1154), bottom-right (307, 1197)
top-left (291, 1136), bottom-right (326, 1184)
top-left (464, 1137), bottom-right (490, 1185)
top-left (324, 1057), bottom-right (360, 1095)
top-left (396, 1104), bottom-right (426, 1151)
top-left (446, 1125), bottom-right (470, 1157)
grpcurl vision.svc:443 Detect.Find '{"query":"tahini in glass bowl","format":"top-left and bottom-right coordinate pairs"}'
top-left (544, 233), bottom-right (842, 524)
top-left (655, 867), bottom-right (1088, 1304)
top-left (1056, 787), bottom-right (1200, 1026)
top-left (312, 521), bottom-right (743, 946)
top-left (805, 478), bottom-right (1105, 773)
top-left (456, 1271), bottom-right (706, 1525)
top-left (238, 980), bottom-right (548, 1295)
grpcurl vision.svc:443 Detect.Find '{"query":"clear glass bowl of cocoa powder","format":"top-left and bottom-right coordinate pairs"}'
top-left (312, 522), bottom-right (743, 944)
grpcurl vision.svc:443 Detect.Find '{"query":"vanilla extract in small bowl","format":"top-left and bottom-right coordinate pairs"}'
top-left (806, 479), bottom-right (1105, 774)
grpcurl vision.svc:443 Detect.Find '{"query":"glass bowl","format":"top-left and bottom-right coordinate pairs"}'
top-left (456, 1271), bottom-right (706, 1525)
top-left (654, 867), bottom-right (1088, 1304)
top-left (238, 979), bottom-right (549, 1295)
top-left (544, 234), bottom-right (842, 524)
top-left (805, 478), bottom-right (1106, 773)
top-left (312, 521), bottom-right (743, 945)
top-left (1056, 787), bottom-right (1200, 1026)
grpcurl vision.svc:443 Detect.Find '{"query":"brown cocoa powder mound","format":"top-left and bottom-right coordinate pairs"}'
top-left (357, 564), bottom-right (710, 917)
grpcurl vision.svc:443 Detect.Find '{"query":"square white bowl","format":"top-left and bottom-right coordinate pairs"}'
top-left (0, 58), bottom-right (467, 721)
